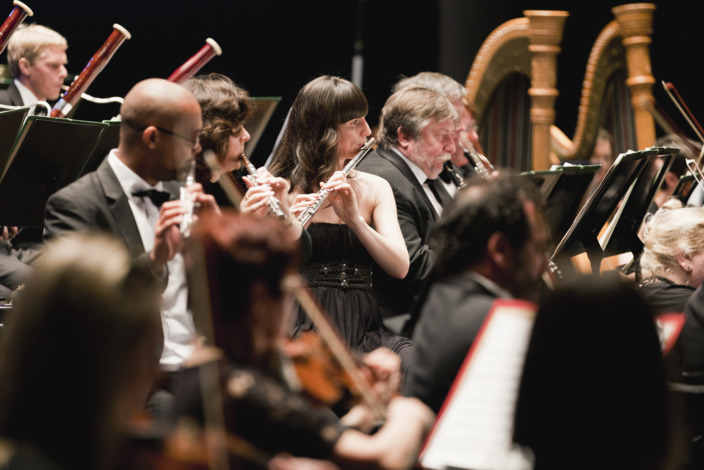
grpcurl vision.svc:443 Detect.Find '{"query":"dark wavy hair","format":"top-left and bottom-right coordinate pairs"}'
top-left (182, 73), bottom-right (255, 183)
top-left (430, 171), bottom-right (543, 277)
top-left (268, 75), bottom-right (368, 193)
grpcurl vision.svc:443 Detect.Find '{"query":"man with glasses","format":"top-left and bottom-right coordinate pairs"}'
top-left (43, 78), bottom-right (219, 398)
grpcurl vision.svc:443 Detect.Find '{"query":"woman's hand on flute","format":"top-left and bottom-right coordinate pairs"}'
top-left (323, 172), bottom-right (362, 229)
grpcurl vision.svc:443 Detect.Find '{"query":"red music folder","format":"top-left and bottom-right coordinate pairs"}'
top-left (418, 299), bottom-right (537, 470)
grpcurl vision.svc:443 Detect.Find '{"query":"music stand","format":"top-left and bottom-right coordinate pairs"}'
top-left (524, 164), bottom-right (599, 246)
top-left (601, 146), bottom-right (676, 257)
top-left (80, 119), bottom-right (121, 175)
top-left (551, 148), bottom-right (658, 275)
top-left (0, 107), bottom-right (30, 175)
top-left (0, 115), bottom-right (106, 227)
top-left (244, 97), bottom-right (281, 161)
top-left (673, 172), bottom-right (697, 205)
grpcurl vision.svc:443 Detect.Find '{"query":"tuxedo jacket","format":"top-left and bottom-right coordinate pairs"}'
top-left (0, 82), bottom-right (23, 107)
top-left (44, 157), bottom-right (179, 262)
top-left (402, 273), bottom-right (499, 413)
top-left (356, 146), bottom-right (439, 321)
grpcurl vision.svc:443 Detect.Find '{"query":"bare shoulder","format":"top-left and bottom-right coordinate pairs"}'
top-left (354, 170), bottom-right (392, 195)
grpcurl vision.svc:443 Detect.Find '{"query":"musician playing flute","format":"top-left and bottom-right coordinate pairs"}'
top-left (42, 78), bottom-right (219, 404)
top-left (268, 75), bottom-right (413, 373)
top-left (182, 73), bottom-right (310, 259)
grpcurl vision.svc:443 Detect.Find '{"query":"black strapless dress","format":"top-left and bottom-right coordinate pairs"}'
top-left (292, 223), bottom-right (413, 358)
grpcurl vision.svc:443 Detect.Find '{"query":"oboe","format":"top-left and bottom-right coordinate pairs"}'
top-left (297, 137), bottom-right (375, 227)
top-left (240, 153), bottom-right (287, 220)
top-left (0, 0), bottom-right (33, 54)
top-left (180, 160), bottom-right (197, 238)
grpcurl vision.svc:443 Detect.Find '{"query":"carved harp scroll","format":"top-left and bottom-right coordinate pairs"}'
top-left (465, 10), bottom-right (568, 171)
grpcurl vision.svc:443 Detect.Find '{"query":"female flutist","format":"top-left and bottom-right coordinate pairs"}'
top-left (267, 76), bottom-right (413, 367)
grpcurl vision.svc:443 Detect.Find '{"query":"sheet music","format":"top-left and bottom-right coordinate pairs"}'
top-left (419, 300), bottom-right (537, 470)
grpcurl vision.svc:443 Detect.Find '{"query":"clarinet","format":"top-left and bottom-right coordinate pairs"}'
top-left (51, 24), bottom-right (131, 118)
top-left (443, 161), bottom-right (466, 189)
top-left (240, 152), bottom-right (287, 220)
top-left (167, 38), bottom-right (222, 84)
top-left (0, 0), bottom-right (33, 54)
top-left (461, 142), bottom-right (492, 180)
top-left (297, 138), bottom-right (375, 227)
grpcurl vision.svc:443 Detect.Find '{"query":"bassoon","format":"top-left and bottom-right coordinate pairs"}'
top-left (51, 24), bottom-right (131, 118)
top-left (167, 38), bottom-right (222, 84)
top-left (0, 0), bottom-right (32, 54)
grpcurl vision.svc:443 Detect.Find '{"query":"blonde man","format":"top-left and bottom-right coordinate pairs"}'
top-left (0, 24), bottom-right (68, 114)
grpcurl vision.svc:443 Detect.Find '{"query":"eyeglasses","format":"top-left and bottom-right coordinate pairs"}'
top-left (150, 126), bottom-right (200, 148)
top-left (127, 120), bottom-right (200, 148)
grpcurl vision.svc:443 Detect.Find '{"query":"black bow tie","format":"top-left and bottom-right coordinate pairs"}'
top-left (132, 189), bottom-right (171, 207)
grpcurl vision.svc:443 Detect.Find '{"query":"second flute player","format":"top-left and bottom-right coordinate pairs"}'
top-left (268, 75), bottom-right (414, 377)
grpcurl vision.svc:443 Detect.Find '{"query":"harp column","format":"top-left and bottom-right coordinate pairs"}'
top-left (525, 10), bottom-right (569, 171)
top-left (613, 3), bottom-right (656, 152)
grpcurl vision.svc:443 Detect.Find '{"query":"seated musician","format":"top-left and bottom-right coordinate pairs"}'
top-left (637, 199), bottom-right (704, 314)
top-left (0, 24), bottom-right (67, 115)
top-left (402, 172), bottom-right (550, 413)
top-left (182, 73), bottom-right (309, 259)
top-left (0, 232), bottom-right (163, 470)
top-left (169, 210), bottom-right (435, 470)
top-left (43, 78), bottom-right (219, 391)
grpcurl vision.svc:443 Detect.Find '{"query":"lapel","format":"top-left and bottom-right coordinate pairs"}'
top-left (1, 82), bottom-right (24, 106)
top-left (376, 147), bottom-right (438, 220)
top-left (95, 158), bottom-right (146, 256)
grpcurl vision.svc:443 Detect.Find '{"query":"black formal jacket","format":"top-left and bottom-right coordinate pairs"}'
top-left (356, 146), bottom-right (438, 321)
top-left (43, 157), bottom-right (179, 267)
top-left (0, 82), bottom-right (23, 107)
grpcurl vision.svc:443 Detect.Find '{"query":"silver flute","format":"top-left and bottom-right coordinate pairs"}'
top-left (297, 137), bottom-right (375, 227)
top-left (180, 159), bottom-right (197, 238)
top-left (240, 152), bottom-right (287, 220)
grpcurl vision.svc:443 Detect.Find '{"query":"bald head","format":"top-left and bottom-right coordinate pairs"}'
top-left (118, 78), bottom-right (202, 183)
top-left (121, 78), bottom-right (199, 131)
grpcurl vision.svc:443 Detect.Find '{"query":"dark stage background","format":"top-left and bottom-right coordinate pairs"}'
top-left (4, 0), bottom-right (699, 167)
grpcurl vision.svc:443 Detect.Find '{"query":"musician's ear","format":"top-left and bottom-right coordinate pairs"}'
top-left (141, 126), bottom-right (158, 149)
top-left (18, 57), bottom-right (31, 76)
top-left (677, 252), bottom-right (693, 273)
top-left (397, 127), bottom-right (412, 150)
top-left (487, 231), bottom-right (514, 271)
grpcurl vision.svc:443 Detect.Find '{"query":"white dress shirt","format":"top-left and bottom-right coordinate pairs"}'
top-left (108, 150), bottom-right (195, 371)
top-left (391, 147), bottom-right (444, 216)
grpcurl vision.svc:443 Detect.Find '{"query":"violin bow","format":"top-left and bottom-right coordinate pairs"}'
top-left (283, 276), bottom-right (387, 422)
top-left (203, 149), bottom-right (244, 209)
top-left (662, 81), bottom-right (704, 165)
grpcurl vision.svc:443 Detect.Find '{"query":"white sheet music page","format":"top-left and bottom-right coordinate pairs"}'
top-left (419, 299), bottom-right (537, 470)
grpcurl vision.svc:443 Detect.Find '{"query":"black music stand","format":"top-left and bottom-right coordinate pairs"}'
top-left (244, 97), bottom-right (281, 163)
top-left (0, 115), bottom-right (106, 227)
top-left (673, 172), bottom-right (698, 206)
top-left (599, 146), bottom-right (677, 271)
top-left (80, 119), bottom-right (121, 175)
top-left (550, 148), bottom-right (659, 276)
top-left (524, 164), bottom-right (599, 246)
top-left (0, 107), bottom-right (30, 175)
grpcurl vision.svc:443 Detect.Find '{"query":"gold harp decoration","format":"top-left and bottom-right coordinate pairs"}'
top-left (551, 3), bottom-right (657, 162)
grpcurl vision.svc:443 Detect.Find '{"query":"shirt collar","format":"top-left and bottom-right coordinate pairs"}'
top-left (108, 150), bottom-right (164, 199)
top-left (14, 79), bottom-right (39, 106)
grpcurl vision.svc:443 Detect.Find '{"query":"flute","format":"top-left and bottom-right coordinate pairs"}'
top-left (0, 0), bottom-right (33, 54)
top-left (180, 160), bottom-right (197, 238)
top-left (51, 24), bottom-right (131, 118)
top-left (297, 138), bottom-right (375, 227)
top-left (240, 153), bottom-right (287, 220)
